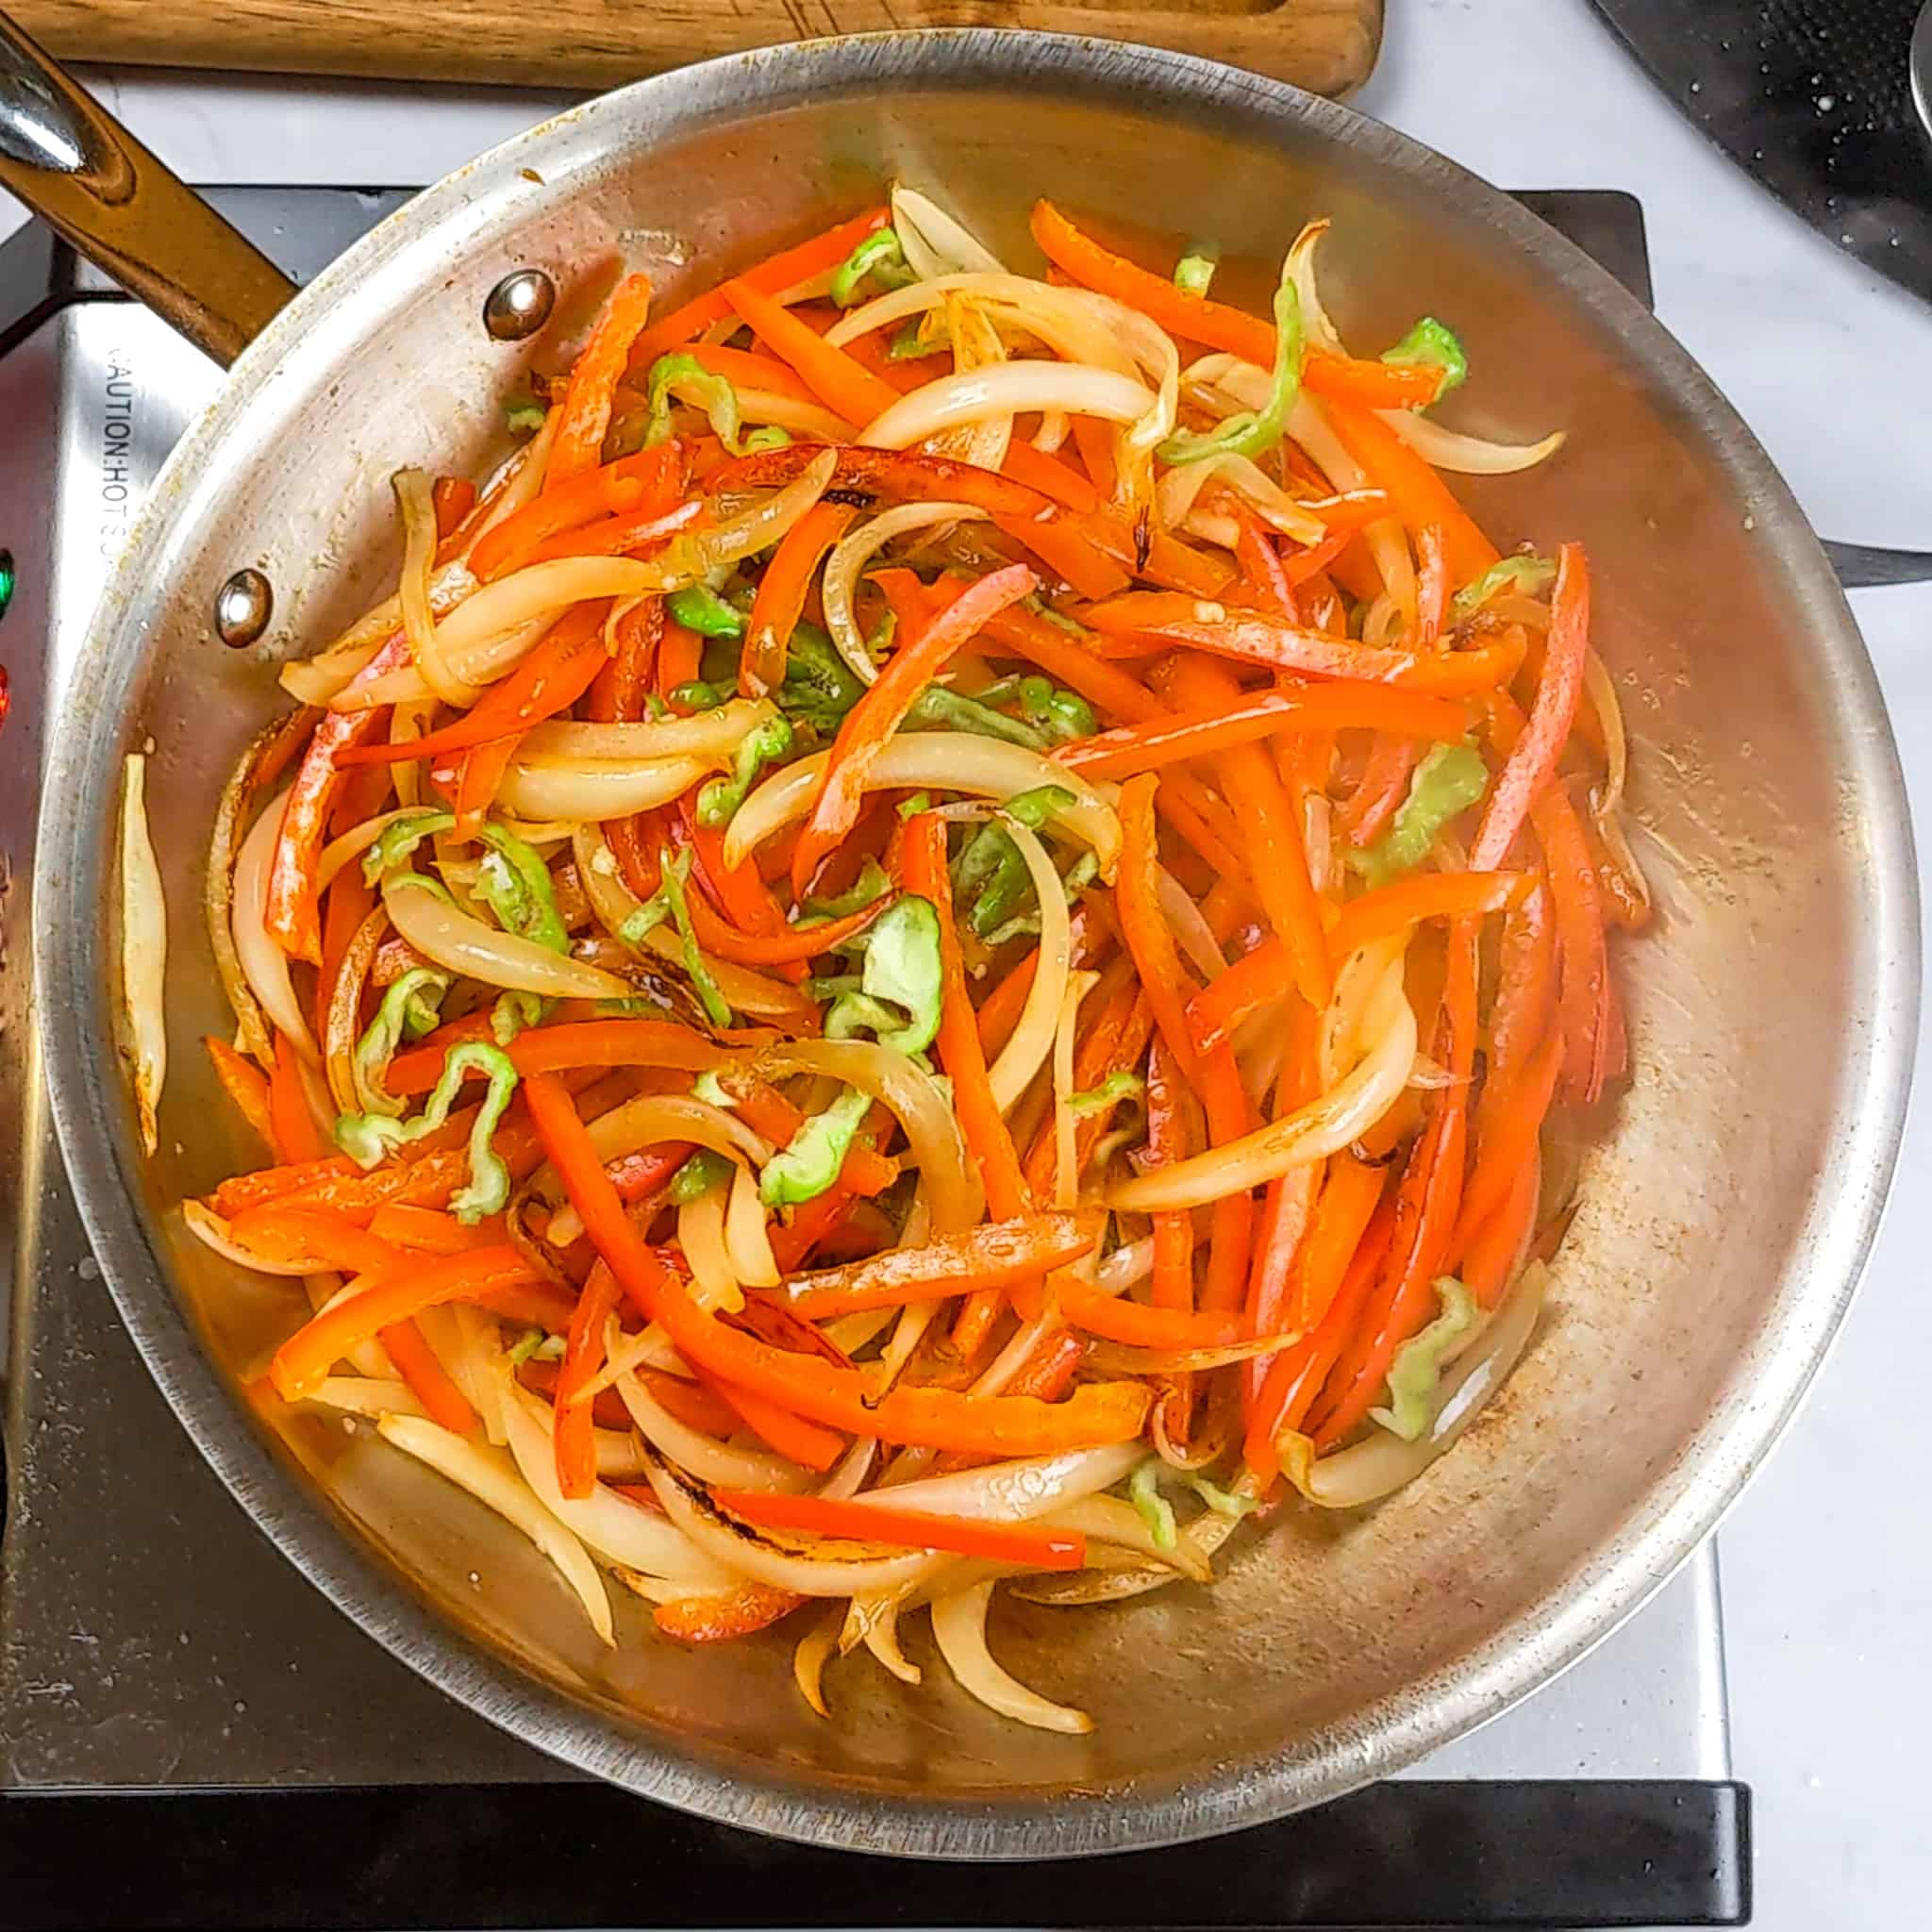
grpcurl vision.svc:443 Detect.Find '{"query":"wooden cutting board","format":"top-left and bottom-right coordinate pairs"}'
top-left (7, 0), bottom-right (1382, 96)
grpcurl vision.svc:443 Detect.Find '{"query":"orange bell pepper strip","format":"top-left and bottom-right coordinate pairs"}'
top-left (1057, 684), bottom-right (1469, 781)
top-left (684, 342), bottom-right (819, 404)
top-left (702, 1376), bottom-right (846, 1473)
top-left (1319, 396), bottom-right (1499, 588)
top-left (768, 1213), bottom-right (1101, 1321)
top-left (1002, 439), bottom-right (1102, 512)
top-left (314, 864), bottom-right (376, 1040)
top-left (1241, 1196), bottom-right (1396, 1481)
top-left (522, 1069), bottom-right (1150, 1455)
top-left (1113, 774), bottom-right (1256, 1312)
top-left (1448, 1028), bottom-right (1562, 1269)
top-left (991, 509), bottom-right (1132, 602)
top-left (691, 879), bottom-right (892, 968)
top-left (1460, 1155), bottom-right (1541, 1308)
top-left (546, 273), bottom-right (656, 485)
top-left (1414, 523), bottom-right (1450, 647)
top-left (1020, 970), bottom-right (1153, 1204)
top-left (974, 600), bottom-right (1165, 724)
top-left (1532, 785), bottom-right (1614, 1108)
top-left (1057, 1287), bottom-right (1257, 1350)
top-left (431, 476), bottom-right (476, 539)
top-left (1336, 734), bottom-right (1423, 847)
top-left (268, 1032), bottom-right (326, 1165)
top-left (741, 499), bottom-right (859, 697)
top-left (653, 1582), bottom-right (808, 1644)
top-left (555, 1259), bottom-right (624, 1499)
top-left (340, 603), bottom-right (612, 767)
top-left (1470, 542), bottom-right (1591, 870)
top-left (1030, 201), bottom-right (1448, 412)
top-left (1306, 920), bottom-right (1480, 1449)
top-left (366, 1203), bottom-right (505, 1253)
top-left (1287, 1152), bottom-right (1388, 1336)
top-left (1163, 656), bottom-right (1331, 1011)
top-left (1144, 1036), bottom-right (1196, 1314)
top-left (790, 561), bottom-right (1039, 896)
top-left (470, 443), bottom-right (684, 580)
top-left (265, 634), bottom-right (411, 962)
top-left (720, 1075), bottom-right (898, 1199)
top-left (975, 948), bottom-right (1042, 1060)
top-left (387, 1018), bottom-right (725, 1097)
top-left (1083, 511), bottom-right (1237, 599)
top-left (713, 1488), bottom-right (1087, 1571)
top-left (205, 1035), bottom-right (276, 1149)
top-left (378, 1316), bottom-right (480, 1436)
top-left (269, 1245), bottom-right (541, 1401)
top-left (1085, 594), bottom-right (1524, 695)
top-left (625, 206), bottom-right (889, 370)
top-left (899, 809), bottom-right (1036, 1355)
top-left (722, 277), bottom-right (899, 427)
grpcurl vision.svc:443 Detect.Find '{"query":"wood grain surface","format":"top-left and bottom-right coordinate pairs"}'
top-left (8, 0), bottom-right (1383, 96)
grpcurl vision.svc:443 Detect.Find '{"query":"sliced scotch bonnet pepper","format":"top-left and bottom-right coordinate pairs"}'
top-left (641, 353), bottom-right (792, 458)
top-left (352, 967), bottom-right (449, 1117)
top-left (1348, 742), bottom-right (1490, 888)
top-left (1368, 1275), bottom-right (1477, 1440)
top-left (759, 1087), bottom-right (874, 1208)
top-left (335, 1041), bottom-right (521, 1224)
top-left (1382, 316), bottom-right (1469, 400)
top-left (824, 893), bottom-right (943, 1055)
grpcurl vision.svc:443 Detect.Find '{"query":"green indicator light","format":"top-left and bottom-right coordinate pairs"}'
top-left (0, 549), bottom-right (13, 625)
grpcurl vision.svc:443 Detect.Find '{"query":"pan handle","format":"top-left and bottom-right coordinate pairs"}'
top-left (0, 8), bottom-right (295, 366)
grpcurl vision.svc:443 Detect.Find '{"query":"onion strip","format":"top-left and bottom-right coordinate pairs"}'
top-left (931, 1582), bottom-right (1091, 1734)
top-left (376, 1412), bottom-right (615, 1643)
top-left (986, 818), bottom-right (1074, 1112)
top-left (232, 792), bottom-right (319, 1058)
top-left (118, 754), bottom-right (167, 1156)
top-left (821, 502), bottom-right (988, 687)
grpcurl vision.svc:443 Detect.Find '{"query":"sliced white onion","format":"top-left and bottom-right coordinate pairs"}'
top-left (1378, 408), bottom-right (1566, 475)
top-left (277, 559), bottom-right (478, 707)
top-left (891, 187), bottom-right (1008, 279)
top-left (860, 363), bottom-right (1153, 451)
top-left (677, 1184), bottom-right (743, 1314)
top-left (1286, 218), bottom-right (1347, 358)
top-left (613, 1361), bottom-right (810, 1495)
top-left (376, 1411), bottom-right (614, 1643)
top-left (1156, 868), bottom-right (1228, 983)
top-left (724, 733), bottom-right (1120, 880)
top-left (583, 1091), bottom-right (775, 1171)
top-left (1320, 938), bottom-right (1407, 1090)
top-left (1052, 971), bottom-right (1099, 1211)
top-left (818, 1438), bottom-right (878, 1501)
top-left (986, 818), bottom-right (1074, 1112)
top-left (1048, 1495), bottom-right (1215, 1580)
top-left (736, 390), bottom-right (857, 442)
top-left (1281, 1263), bottom-right (1549, 1507)
top-left (231, 791), bottom-right (318, 1058)
top-left (500, 1383), bottom-right (732, 1588)
top-left (821, 501), bottom-right (989, 687)
top-left (496, 754), bottom-right (715, 824)
top-left (305, 1374), bottom-right (424, 1420)
top-left (793, 1610), bottom-right (841, 1717)
top-left (641, 1448), bottom-right (941, 1597)
top-left (394, 467), bottom-right (483, 708)
top-left (1290, 391), bottom-right (1416, 624)
top-left (379, 871), bottom-right (630, 1000)
top-left (181, 1199), bottom-right (320, 1276)
top-left (1108, 969), bottom-right (1417, 1211)
top-left (847, 1442), bottom-right (1142, 1523)
top-left (519, 701), bottom-right (776, 767)
top-left (756, 1039), bottom-right (981, 1234)
top-left (862, 1600), bottom-right (923, 1685)
top-left (1156, 454), bottom-right (1326, 547)
top-left (724, 1160), bottom-right (779, 1288)
top-left (119, 753), bottom-right (167, 1155)
top-left (931, 1582), bottom-right (1091, 1734)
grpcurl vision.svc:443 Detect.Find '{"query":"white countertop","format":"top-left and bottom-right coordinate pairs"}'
top-left (5, 0), bottom-right (1930, 1923)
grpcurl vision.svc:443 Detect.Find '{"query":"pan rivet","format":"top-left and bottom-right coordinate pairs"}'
top-left (214, 569), bottom-right (273, 649)
top-left (484, 269), bottom-right (556, 342)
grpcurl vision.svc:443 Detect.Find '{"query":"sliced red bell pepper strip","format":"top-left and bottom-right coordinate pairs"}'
top-left (625, 207), bottom-right (889, 370)
top-left (547, 273), bottom-right (656, 485)
top-left (741, 498), bottom-right (858, 697)
top-left (767, 1213), bottom-right (1100, 1321)
top-left (522, 1070), bottom-right (1150, 1455)
top-left (269, 1246), bottom-right (541, 1402)
top-left (712, 1488), bottom-right (1086, 1571)
top-left (1319, 397), bottom-right (1500, 588)
top-left (265, 634), bottom-right (412, 962)
top-left (431, 476), bottom-right (477, 540)
top-left (554, 1258), bottom-right (624, 1499)
top-left (1470, 542), bottom-right (1591, 870)
top-left (722, 278), bottom-right (900, 427)
top-left (474, 443), bottom-right (685, 582)
top-left (1085, 593), bottom-right (1524, 694)
top-left (269, 1032), bottom-right (326, 1165)
top-left (205, 1034), bottom-right (276, 1148)
top-left (791, 562), bottom-right (1038, 895)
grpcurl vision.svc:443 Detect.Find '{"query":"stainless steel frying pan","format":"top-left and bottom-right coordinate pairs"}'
top-left (1, 8), bottom-right (1916, 1859)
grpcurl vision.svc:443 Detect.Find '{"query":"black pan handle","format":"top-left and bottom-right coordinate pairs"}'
top-left (0, 6), bottom-right (295, 365)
